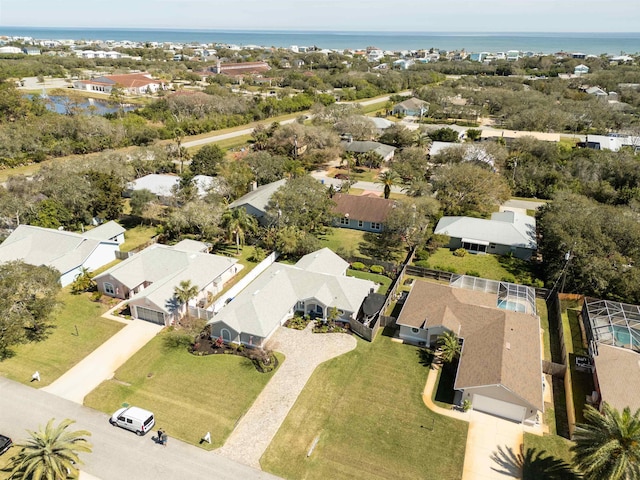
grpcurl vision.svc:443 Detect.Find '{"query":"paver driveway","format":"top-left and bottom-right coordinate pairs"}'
top-left (216, 323), bottom-right (357, 468)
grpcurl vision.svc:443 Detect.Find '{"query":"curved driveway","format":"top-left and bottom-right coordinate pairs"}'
top-left (216, 323), bottom-right (357, 468)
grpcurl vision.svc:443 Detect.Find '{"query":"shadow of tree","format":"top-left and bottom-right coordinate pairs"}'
top-left (491, 445), bottom-right (580, 480)
top-left (358, 232), bottom-right (403, 261)
top-left (417, 347), bottom-right (436, 368)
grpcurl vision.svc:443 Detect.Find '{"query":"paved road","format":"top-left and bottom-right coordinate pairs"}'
top-left (42, 319), bottom-right (163, 404)
top-left (309, 170), bottom-right (404, 194)
top-left (216, 323), bottom-right (357, 468)
top-left (0, 378), bottom-right (279, 480)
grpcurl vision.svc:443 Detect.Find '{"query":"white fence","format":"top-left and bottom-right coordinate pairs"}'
top-left (210, 251), bottom-right (279, 314)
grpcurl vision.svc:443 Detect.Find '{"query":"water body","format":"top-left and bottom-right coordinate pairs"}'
top-left (2, 27), bottom-right (639, 55)
top-left (26, 94), bottom-right (137, 115)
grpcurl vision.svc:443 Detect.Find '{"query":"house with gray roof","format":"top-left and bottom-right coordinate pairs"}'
top-left (0, 224), bottom-right (122, 287)
top-left (94, 242), bottom-right (238, 325)
top-left (206, 248), bottom-right (375, 348)
top-left (228, 179), bottom-right (287, 225)
top-left (392, 97), bottom-right (429, 117)
top-left (396, 278), bottom-right (543, 423)
top-left (434, 210), bottom-right (537, 260)
top-left (341, 140), bottom-right (396, 163)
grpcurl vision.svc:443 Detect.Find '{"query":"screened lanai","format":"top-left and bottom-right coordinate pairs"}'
top-left (449, 274), bottom-right (537, 316)
top-left (583, 298), bottom-right (640, 353)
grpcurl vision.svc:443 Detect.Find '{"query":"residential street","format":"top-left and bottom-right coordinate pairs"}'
top-left (0, 378), bottom-right (280, 480)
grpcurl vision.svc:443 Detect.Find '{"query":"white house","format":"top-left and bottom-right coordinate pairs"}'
top-left (207, 248), bottom-right (375, 348)
top-left (0, 224), bottom-right (123, 287)
top-left (434, 211), bottom-right (537, 260)
top-left (73, 73), bottom-right (163, 95)
top-left (228, 179), bottom-right (287, 226)
top-left (574, 64), bottom-right (590, 76)
top-left (126, 174), bottom-right (221, 203)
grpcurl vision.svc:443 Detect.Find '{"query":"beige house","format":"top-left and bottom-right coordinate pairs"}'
top-left (396, 277), bottom-right (543, 424)
top-left (94, 240), bottom-right (238, 325)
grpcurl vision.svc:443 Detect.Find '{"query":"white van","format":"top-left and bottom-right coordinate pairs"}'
top-left (110, 406), bottom-right (155, 436)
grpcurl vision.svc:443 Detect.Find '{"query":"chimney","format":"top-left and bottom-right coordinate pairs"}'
top-left (250, 181), bottom-right (258, 191)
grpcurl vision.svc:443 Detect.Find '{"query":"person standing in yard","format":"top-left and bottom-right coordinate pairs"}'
top-left (162, 432), bottom-right (168, 447)
top-left (157, 428), bottom-right (164, 445)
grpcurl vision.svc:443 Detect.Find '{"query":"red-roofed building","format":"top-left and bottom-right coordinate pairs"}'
top-left (208, 61), bottom-right (271, 77)
top-left (73, 73), bottom-right (164, 95)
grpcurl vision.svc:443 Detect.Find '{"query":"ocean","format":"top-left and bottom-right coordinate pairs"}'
top-left (1, 27), bottom-right (639, 55)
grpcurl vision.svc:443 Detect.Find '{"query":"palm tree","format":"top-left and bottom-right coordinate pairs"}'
top-left (437, 331), bottom-right (462, 363)
top-left (9, 418), bottom-right (92, 480)
top-left (221, 208), bottom-right (258, 255)
top-left (571, 402), bottom-right (640, 480)
top-left (173, 279), bottom-right (199, 320)
top-left (377, 170), bottom-right (400, 199)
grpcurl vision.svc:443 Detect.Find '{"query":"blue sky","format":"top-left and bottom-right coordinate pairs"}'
top-left (1, 0), bottom-right (639, 32)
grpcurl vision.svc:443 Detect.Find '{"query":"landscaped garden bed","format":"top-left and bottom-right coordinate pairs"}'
top-left (191, 335), bottom-right (279, 373)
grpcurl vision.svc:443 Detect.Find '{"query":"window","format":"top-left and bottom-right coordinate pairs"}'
top-left (104, 282), bottom-right (115, 295)
top-left (339, 217), bottom-right (349, 225)
top-left (371, 222), bottom-right (381, 230)
top-left (358, 220), bottom-right (364, 227)
top-left (411, 328), bottom-right (420, 333)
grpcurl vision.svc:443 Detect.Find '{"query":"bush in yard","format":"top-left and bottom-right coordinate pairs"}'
top-left (249, 246), bottom-right (266, 262)
top-left (163, 331), bottom-right (194, 349)
top-left (462, 399), bottom-right (472, 412)
top-left (370, 265), bottom-right (384, 274)
top-left (501, 275), bottom-right (516, 283)
top-left (453, 248), bottom-right (467, 257)
top-left (415, 249), bottom-right (430, 261)
top-left (414, 260), bottom-right (430, 268)
top-left (351, 262), bottom-right (367, 271)
top-left (90, 291), bottom-right (103, 302)
top-left (465, 270), bottom-right (481, 277)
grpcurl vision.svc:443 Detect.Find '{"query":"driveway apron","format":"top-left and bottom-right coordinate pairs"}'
top-left (42, 320), bottom-right (162, 404)
top-left (216, 323), bottom-right (357, 469)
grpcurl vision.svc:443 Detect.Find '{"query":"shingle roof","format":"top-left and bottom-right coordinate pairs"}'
top-left (341, 141), bottom-right (396, 159)
top-left (207, 250), bottom-right (375, 339)
top-left (82, 221), bottom-right (125, 241)
top-left (0, 225), bottom-right (111, 274)
top-left (95, 244), bottom-right (237, 314)
top-left (434, 211), bottom-right (537, 250)
top-left (593, 344), bottom-right (640, 412)
top-left (128, 174), bottom-right (180, 197)
top-left (396, 280), bottom-right (543, 411)
top-left (395, 97), bottom-right (429, 110)
top-left (332, 193), bottom-right (396, 223)
top-left (295, 247), bottom-right (349, 276)
top-left (228, 179), bottom-right (287, 214)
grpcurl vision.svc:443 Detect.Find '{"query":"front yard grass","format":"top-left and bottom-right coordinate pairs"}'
top-left (0, 290), bottom-right (123, 387)
top-left (523, 432), bottom-right (575, 472)
top-left (318, 227), bottom-right (368, 257)
top-left (120, 225), bottom-right (158, 252)
top-left (84, 331), bottom-right (282, 450)
top-left (261, 334), bottom-right (468, 480)
top-left (425, 248), bottom-right (539, 283)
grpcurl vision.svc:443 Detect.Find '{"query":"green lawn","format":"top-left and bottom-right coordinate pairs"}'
top-left (261, 335), bottom-right (468, 480)
top-left (346, 269), bottom-right (392, 294)
top-left (0, 290), bottom-right (123, 387)
top-left (424, 248), bottom-right (539, 283)
top-left (84, 332), bottom-right (281, 450)
top-left (120, 225), bottom-right (158, 252)
top-left (523, 432), bottom-right (575, 470)
top-left (537, 299), bottom-right (551, 362)
top-left (318, 227), bottom-right (368, 257)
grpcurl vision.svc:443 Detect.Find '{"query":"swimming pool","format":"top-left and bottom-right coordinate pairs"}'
top-left (497, 300), bottom-right (527, 313)
top-left (612, 326), bottom-right (639, 346)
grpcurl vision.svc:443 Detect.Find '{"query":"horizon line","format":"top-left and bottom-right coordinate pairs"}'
top-left (1, 26), bottom-right (639, 35)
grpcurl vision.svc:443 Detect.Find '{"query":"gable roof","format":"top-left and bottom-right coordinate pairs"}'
top-left (332, 193), bottom-right (396, 223)
top-left (295, 247), bottom-right (349, 276)
top-left (394, 97), bottom-right (429, 111)
top-left (207, 251), bottom-right (375, 338)
top-left (434, 211), bottom-right (536, 250)
top-left (341, 140), bottom-right (396, 158)
top-left (397, 280), bottom-right (543, 411)
top-left (0, 224), bottom-right (115, 275)
top-left (95, 243), bottom-right (237, 314)
top-left (228, 179), bottom-right (287, 214)
top-left (82, 221), bottom-right (125, 241)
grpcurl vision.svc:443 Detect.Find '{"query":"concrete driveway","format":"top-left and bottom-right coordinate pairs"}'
top-left (216, 323), bottom-right (357, 468)
top-left (1, 378), bottom-right (279, 480)
top-left (42, 320), bottom-right (162, 404)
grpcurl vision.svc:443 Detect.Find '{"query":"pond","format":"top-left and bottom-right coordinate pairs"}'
top-left (26, 94), bottom-right (137, 116)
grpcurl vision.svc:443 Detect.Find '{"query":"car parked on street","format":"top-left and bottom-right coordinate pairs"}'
top-left (110, 406), bottom-right (155, 436)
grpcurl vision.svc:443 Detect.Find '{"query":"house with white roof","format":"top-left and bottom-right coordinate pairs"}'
top-left (206, 248), bottom-right (376, 348)
top-left (0, 222), bottom-right (124, 286)
top-left (574, 64), bottom-right (589, 76)
top-left (434, 211), bottom-right (537, 260)
top-left (94, 240), bottom-right (238, 325)
top-left (126, 174), bottom-right (221, 204)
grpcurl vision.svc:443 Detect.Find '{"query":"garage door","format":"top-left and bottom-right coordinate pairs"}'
top-left (134, 306), bottom-right (165, 325)
top-left (472, 394), bottom-right (526, 423)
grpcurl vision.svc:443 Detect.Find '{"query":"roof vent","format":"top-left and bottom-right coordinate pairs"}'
top-left (253, 290), bottom-right (260, 295)
top-left (506, 342), bottom-right (511, 350)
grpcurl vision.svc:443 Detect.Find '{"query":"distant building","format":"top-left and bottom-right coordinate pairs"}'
top-left (73, 72), bottom-right (163, 95)
top-left (392, 97), bottom-right (429, 117)
top-left (574, 64), bottom-right (589, 76)
top-left (209, 61), bottom-right (271, 76)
